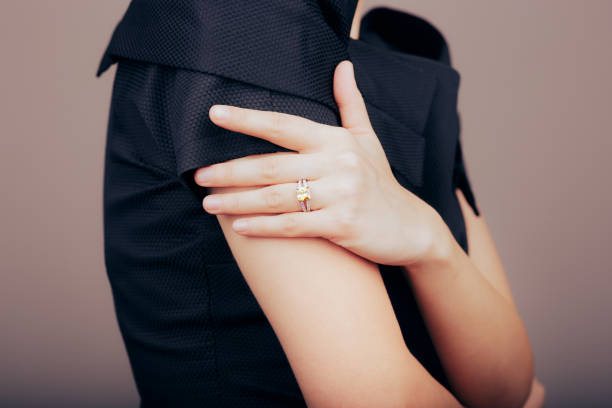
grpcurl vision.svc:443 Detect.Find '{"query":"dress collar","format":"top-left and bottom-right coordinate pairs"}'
top-left (349, 7), bottom-right (459, 134)
top-left (346, 7), bottom-right (460, 188)
top-left (97, 0), bottom-right (354, 107)
top-left (357, 7), bottom-right (454, 67)
top-left (97, 2), bottom-right (455, 105)
top-left (97, 2), bottom-right (459, 188)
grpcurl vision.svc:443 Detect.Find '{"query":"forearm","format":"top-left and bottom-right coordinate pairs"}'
top-left (402, 214), bottom-right (533, 408)
top-left (393, 355), bottom-right (465, 408)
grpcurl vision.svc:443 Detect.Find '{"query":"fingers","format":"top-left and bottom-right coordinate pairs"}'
top-left (203, 178), bottom-right (334, 214)
top-left (231, 210), bottom-right (336, 238)
top-left (209, 104), bottom-right (341, 152)
top-left (333, 60), bottom-right (372, 133)
top-left (195, 152), bottom-right (327, 187)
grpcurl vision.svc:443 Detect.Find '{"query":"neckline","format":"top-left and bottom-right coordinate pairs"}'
top-left (350, 6), bottom-right (460, 77)
top-left (348, 37), bottom-right (460, 79)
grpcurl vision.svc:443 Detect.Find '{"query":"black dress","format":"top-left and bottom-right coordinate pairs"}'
top-left (97, 1), bottom-right (480, 407)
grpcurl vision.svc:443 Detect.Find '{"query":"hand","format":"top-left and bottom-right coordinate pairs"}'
top-left (194, 60), bottom-right (453, 267)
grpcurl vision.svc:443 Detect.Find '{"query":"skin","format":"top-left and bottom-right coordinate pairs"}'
top-left (192, 2), bottom-right (545, 406)
top-left (197, 77), bottom-right (462, 407)
top-left (349, 0), bottom-right (366, 40)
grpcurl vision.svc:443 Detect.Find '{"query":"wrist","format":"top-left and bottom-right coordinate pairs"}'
top-left (404, 206), bottom-right (459, 274)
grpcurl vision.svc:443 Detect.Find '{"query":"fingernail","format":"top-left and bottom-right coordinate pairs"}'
top-left (233, 219), bottom-right (248, 232)
top-left (203, 196), bottom-right (221, 211)
top-left (196, 167), bottom-right (212, 184)
top-left (211, 105), bottom-right (230, 121)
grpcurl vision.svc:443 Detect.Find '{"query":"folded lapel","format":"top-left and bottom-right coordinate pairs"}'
top-left (348, 38), bottom-right (438, 188)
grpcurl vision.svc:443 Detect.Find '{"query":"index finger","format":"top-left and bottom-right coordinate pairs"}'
top-left (209, 104), bottom-right (333, 152)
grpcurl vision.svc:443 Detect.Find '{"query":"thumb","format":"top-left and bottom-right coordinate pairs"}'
top-left (333, 60), bottom-right (372, 132)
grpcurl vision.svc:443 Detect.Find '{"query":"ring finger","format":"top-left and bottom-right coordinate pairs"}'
top-left (203, 178), bottom-right (331, 214)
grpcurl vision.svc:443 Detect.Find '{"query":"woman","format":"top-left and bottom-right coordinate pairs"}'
top-left (98, 0), bottom-right (543, 406)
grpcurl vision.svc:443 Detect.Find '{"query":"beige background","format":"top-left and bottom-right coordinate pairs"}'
top-left (1, 1), bottom-right (610, 406)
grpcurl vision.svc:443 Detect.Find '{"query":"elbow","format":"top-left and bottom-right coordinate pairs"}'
top-left (305, 363), bottom-right (459, 408)
top-left (307, 375), bottom-right (411, 408)
top-left (482, 376), bottom-right (533, 408)
top-left (466, 348), bottom-right (535, 408)
top-left (502, 337), bottom-right (536, 408)
top-left (486, 376), bottom-right (533, 408)
top-left (502, 358), bottom-right (535, 408)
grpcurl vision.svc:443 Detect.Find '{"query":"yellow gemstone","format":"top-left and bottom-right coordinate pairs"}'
top-left (296, 185), bottom-right (310, 201)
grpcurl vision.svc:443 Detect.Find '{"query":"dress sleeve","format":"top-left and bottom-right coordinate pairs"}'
top-left (167, 66), bottom-right (292, 199)
top-left (110, 59), bottom-right (341, 200)
top-left (452, 137), bottom-right (481, 216)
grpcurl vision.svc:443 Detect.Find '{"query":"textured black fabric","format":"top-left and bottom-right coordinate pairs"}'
top-left (99, 2), bottom-right (481, 407)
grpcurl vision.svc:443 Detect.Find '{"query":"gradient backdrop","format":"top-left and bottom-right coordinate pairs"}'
top-left (1, 1), bottom-right (610, 407)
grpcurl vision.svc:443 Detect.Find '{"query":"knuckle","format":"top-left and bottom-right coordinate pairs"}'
top-left (317, 152), bottom-right (333, 171)
top-left (336, 176), bottom-right (360, 199)
top-left (347, 175), bottom-right (362, 192)
top-left (264, 188), bottom-right (283, 210)
top-left (221, 163), bottom-right (234, 184)
top-left (337, 150), bottom-right (361, 171)
top-left (336, 182), bottom-right (352, 199)
top-left (352, 174), bottom-right (367, 195)
top-left (282, 215), bottom-right (299, 235)
top-left (230, 193), bottom-right (242, 212)
top-left (260, 155), bottom-right (279, 181)
top-left (269, 113), bottom-right (284, 138)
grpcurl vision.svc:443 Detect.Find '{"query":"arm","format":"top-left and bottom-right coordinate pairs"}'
top-left (457, 188), bottom-right (544, 408)
top-left (523, 378), bottom-right (546, 408)
top-left (194, 61), bottom-right (534, 407)
top-left (401, 188), bottom-right (534, 408)
top-left (210, 184), bottom-right (463, 408)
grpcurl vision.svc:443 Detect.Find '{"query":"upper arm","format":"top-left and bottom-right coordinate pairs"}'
top-left (210, 188), bottom-right (410, 406)
top-left (151, 63), bottom-right (455, 406)
top-left (210, 185), bottom-right (452, 407)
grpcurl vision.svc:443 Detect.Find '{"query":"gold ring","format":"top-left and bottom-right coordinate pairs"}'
top-left (296, 177), bottom-right (311, 212)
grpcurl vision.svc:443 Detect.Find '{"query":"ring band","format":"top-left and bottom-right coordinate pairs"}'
top-left (296, 177), bottom-right (311, 212)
